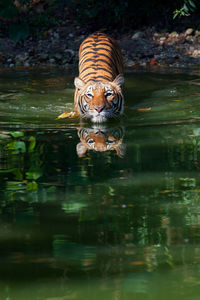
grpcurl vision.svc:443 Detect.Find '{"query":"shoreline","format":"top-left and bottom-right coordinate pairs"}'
top-left (1, 28), bottom-right (200, 72)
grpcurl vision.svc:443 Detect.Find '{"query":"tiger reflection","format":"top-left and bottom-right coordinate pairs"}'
top-left (76, 126), bottom-right (125, 158)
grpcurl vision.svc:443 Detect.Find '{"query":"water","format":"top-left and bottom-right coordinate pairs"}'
top-left (1, 67), bottom-right (200, 299)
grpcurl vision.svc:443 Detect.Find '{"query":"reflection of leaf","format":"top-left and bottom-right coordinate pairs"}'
top-left (62, 202), bottom-right (87, 213)
top-left (6, 181), bottom-right (26, 191)
top-left (13, 168), bottom-right (23, 181)
top-left (26, 171), bottom-right (42, 180)
top-left (53, 235), bottom-right (96, 261)
top-left (0, 168), bottom-right (18, 174)
top-left (27, 181), bottom-right (38, 191)
top-left (28, 136), bottom-right (36, 152)
top-left (0, 93), bottom-right (18, 99)
top-left (7, 141), bottom-right (26, 153)
top-left (10, 131), bottom-right (24, 138)
top-left (109, 186), bottom-right (115, 196)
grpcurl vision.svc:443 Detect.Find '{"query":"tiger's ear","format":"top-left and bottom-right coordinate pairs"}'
top-left (76, 142), bottom-right (88, 157)
top-left (115, 142), bottom-right (126, 158)
top-left (112, 74), bottom-right (124, 89)
top-left (74, 77), bottom-right (85, 90)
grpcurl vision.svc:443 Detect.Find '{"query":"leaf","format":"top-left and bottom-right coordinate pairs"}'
top-left (171, 99), bottom-right (183, 102)
top-left (57, 111), bottom-right (79, 119)
top-left (188, 0), bottom-right (196, 9)
top-left (136, 107), bottom-right (152, 112)
top-left (149, 59), bottom-right (159, 65)
top-left (160, 190), bottom-right (173, 194)
top-left (130, 261), bottom-right (148, 266)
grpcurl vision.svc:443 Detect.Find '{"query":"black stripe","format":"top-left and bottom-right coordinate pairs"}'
top-left (96, 42), bottom-right (113, 48)
top-left (82, 72), bottom-right (97, 79)
top-left (80, 64), bottom-right (97, 74)
top-left (79, 51), bottom-right (97, 65)
top-left (79, 58), bottom-right (96, 68)
top-left (81, 39), bottom-right (93, 46)
top-left (92, 47), bottom-right (112, 54)
top-left (81, 45), bottom-right (93, 52)
top-left (95, 67), bottom-right (113, 77)
top-left (94, 58), bottom-right (113, 69)
top-left (90, 75), bottom-right (111, 81)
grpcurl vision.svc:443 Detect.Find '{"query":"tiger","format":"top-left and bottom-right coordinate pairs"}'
top-left (74, 32), bottom-right (124, 123)
top-left (76, 126), bottom-right (125, 157)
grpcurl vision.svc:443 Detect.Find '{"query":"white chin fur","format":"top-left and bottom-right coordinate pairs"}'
top-left (91, 114), bottom-right (107, 123)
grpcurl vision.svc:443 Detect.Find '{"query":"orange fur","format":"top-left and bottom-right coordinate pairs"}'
top-left (74, 32), bottom-right (124, 123)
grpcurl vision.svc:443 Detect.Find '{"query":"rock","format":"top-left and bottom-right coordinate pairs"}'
top-left (24, 61), bottom-right (30, 67)
top-left (169, 31), bottom-right (179, 38)
top-left (184, 28), bottom-right (193, 36)
top-left (124, 59), bottom-right (136, 68)
top-left (15, 54), bottom-right (27, 62)
top-left (186, 35), bottom-right (195, 43)
top-left (191, 49), bottom-right (200, 57)
top-left (64, 49), bottom-right (74, 62)
top-left (49, 58), bottom-right (56, 63)
top-left (195, 30), bottom-right (200, 38)
top-left (159, 37), bottom-right (166, 45)
top-left (132, 31), bottom-right (144, 39)
top-left (54, 53), bottom-right (62, 60)
top-left (38, 53), bottom-right (49, 62)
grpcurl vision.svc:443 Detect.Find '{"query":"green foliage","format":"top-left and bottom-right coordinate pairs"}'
top-left (0, 0), bottom-right (60, 43)
top-left (173, 0), bottom-right (196, 18)
top-left (0, 0), bottom-right (199, 43)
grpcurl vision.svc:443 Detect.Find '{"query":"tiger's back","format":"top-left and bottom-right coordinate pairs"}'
top-left (74, 32), bottom-right (124, 123)
top-left (78, 32), bottom-right (123, 83)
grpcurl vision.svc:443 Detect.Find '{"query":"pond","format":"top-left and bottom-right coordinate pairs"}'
top-left (1, 67), bottom-right (200, 299)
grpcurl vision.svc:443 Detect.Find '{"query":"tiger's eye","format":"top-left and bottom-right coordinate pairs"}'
top-left (107, 139), bottom-right (115, 144)
top-left (86, 93), bottom-right (93, 98)
top-left (105, 92), bottom-right (113, 97)
top-left (87, 139), bottom-right (94, 144)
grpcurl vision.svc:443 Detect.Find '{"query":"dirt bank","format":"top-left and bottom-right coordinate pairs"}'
top-left (1, 27), bottom-right (200, 71)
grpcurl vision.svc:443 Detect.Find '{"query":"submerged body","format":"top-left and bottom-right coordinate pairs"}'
top-left (74, 32), bottom-right (124, 123)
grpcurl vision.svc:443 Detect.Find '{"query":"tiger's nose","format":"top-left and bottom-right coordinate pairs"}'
top-left (95, 105), bottom-right (105, 113)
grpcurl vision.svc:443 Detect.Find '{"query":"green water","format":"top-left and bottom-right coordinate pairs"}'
top-left (1, 68), bottom-right (200, 299)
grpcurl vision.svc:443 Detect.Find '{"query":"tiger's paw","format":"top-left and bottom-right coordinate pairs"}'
top-left (57, 111), bottom-right (79, 120)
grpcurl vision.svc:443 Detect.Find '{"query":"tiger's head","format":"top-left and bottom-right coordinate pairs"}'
top-left (74, 75), bottom-right (124, 123)
top-left (76, 126), bottom-right (125, 158)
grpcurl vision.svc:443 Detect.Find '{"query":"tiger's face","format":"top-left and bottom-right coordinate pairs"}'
top-left (76, 126), bottom-right (125, 157)
top-left (74, 75), bottom-right (124, 123)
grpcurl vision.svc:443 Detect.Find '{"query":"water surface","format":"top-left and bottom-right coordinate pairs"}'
top-left (1, 67), bottom-right (200, 299)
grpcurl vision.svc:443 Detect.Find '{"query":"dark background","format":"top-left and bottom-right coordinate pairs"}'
top-left (0, 0), bottom-right (199, 44)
